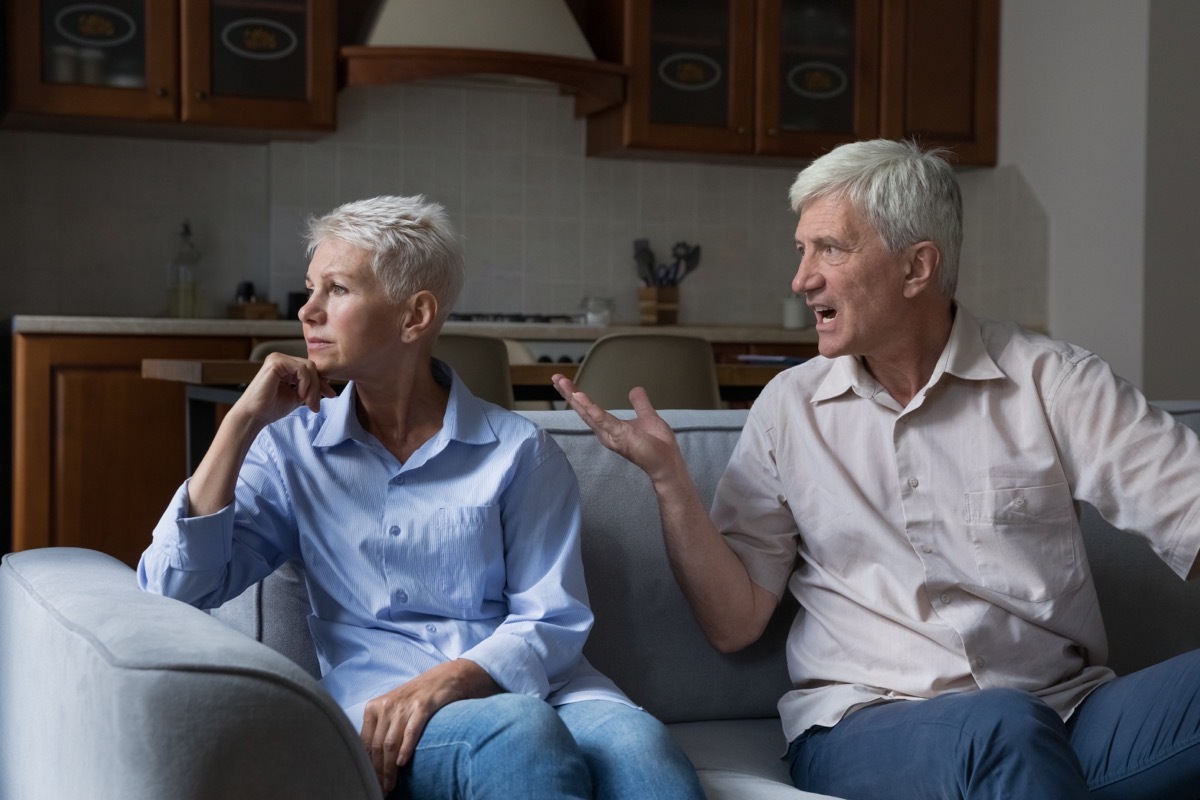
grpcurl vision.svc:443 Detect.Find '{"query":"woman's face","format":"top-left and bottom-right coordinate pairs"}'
top-left (299, 238), bottom-right (403, 381)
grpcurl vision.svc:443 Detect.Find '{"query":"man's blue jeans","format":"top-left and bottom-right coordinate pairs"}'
top-left (788, 650), bottom-right (1200, 799)
top-left (386, 694), bottom-right (705, 799)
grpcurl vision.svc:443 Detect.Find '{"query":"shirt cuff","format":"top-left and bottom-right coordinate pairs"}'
top-left (461, 632), bottom-right (552, 699)
top-left (151, 479), bottom-right (235, 571)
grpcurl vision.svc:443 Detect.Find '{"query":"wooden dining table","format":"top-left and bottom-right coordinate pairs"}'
top-left (142, 358), bottom-right (788, 472)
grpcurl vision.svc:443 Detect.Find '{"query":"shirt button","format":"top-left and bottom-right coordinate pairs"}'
top-left (425, 624), bottom-right (437, 634)
top-left (389, 525), bottom-right (401, 537)
top-left (908, 477), bottom-right (919, 488)
top-left (396, 590), bottom-right (408, 603)
top-left (940, 593), bottom-right (952, 605)
top-left (922, 545), bottom-right (933, 554)
top-left (1014, 496), bottom-right (1026, 508)
top-left (974, 656), bottom-right (986, 669)
top-left (395, 476), bottom-right (405, 485)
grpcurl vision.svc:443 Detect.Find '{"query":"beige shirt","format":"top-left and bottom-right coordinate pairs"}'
top-left (715, 307), bottom-right (1200, 743)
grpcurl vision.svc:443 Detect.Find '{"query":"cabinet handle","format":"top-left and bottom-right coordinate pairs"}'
top-left (767, 128), bottom-right (778, 137)
top-left (195, 90), bottom-right (208, 101)
top-left (156, 87), bottom-right (169, 98)
top-left (737, 126), bottom-right (748, 135)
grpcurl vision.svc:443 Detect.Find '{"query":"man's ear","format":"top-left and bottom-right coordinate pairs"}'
top-left (902, 242), bottom-right (942, 298)
top-left (399, 290), bottom-right (439, 342)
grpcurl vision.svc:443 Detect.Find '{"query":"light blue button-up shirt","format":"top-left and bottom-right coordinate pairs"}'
top-left (139, 360), bottom-right (628, 729)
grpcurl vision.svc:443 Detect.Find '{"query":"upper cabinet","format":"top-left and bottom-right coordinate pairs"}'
top-left (585, 0), bottom-right (997, 165)
top-left (6, 0), bottom-right (337, 133)
top-left (878, 0), bottom-right (997, 165)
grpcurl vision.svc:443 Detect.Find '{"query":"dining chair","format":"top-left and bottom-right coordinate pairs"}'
top-left (504, 339), bottom-right (554, 410)
top-left (249, 338), bottom-right (308, 361)
top-left (571, 333), bottom-right (722, 409)
top-left (433, 333), bottom-right (515, 409)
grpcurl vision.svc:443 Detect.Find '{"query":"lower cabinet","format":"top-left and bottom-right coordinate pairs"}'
top-left (12, 333), bottom-right (249, 567)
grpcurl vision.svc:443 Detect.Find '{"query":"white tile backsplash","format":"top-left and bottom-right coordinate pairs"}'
top-left (0, 79), bottom-right (1046, 330)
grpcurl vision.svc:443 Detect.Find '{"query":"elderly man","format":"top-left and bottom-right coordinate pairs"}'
top-left (554, 140), bottom-right (1200, 799)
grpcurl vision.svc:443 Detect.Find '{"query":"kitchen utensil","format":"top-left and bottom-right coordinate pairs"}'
top-left (675, 242), bottom-right (701, 284)
top-left (634, 239), bottom-right (657, 286)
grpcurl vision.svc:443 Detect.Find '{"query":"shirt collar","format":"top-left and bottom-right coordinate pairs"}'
top-left (812, 305), bottom-right (1005, 405)
top-left (311, 358), bottom-right (500, 450)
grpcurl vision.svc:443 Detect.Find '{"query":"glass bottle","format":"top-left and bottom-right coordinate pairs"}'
top-left (167, 221), bottom-right (201, 317)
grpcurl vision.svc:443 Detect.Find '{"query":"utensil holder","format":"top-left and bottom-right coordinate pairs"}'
top-left (638, 286), bottom-right (679, 325)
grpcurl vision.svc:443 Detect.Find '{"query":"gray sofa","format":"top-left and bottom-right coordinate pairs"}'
top-left (5, 406), bottom-right (1200, 800)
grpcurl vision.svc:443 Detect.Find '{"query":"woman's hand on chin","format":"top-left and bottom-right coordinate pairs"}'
top-left (237, 352), bottom-right (337, 427)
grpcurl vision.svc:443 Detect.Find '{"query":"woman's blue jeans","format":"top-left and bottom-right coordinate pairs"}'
top-left (787, 650), bottom-right (1200, 799)
top-left (386, 694), bottom-right (705, 800)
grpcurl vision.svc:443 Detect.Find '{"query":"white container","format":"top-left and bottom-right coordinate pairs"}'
top-left (49, 45), bottom-right (79, 83)
top-left (782, 294), bottom-right (811, 329)
top-left (77, 48), bottom-right (105, 85)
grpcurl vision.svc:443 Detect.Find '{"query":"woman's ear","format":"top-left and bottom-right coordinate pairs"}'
top-left (902, 242), bottom-right (942, 298)
top-left (399, 290), bottom-right (439, 342)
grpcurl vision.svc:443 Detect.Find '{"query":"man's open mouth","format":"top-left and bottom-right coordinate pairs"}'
top-left (813, 306), bottom-right (837, 324)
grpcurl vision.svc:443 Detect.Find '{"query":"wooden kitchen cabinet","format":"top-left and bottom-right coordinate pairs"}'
top-left (585, 0), bottom-right (997, 165)
top-left (878, 0), bottom-right (998, 166)
top-left (6, 0), bottom-right (336, 132)
top-left (12, 333), bottom-right (250, 568)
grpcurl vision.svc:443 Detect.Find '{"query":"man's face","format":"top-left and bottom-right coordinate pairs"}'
top-left (791, 194), bottom-right (912, 361)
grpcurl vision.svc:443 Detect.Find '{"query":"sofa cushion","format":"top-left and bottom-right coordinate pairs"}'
top-left (668, 718), bottom-right (839, 799)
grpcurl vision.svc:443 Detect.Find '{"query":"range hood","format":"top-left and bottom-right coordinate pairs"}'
top-left (340, 0), bottom-right (626, 116)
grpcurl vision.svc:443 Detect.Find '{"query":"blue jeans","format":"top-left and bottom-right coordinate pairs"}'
top-left (788, 650), bottom-right (1200, 799)
top-left (387, 695), bottom-right (704, 800)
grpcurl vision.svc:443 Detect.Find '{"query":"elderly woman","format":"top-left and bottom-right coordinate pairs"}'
top-left (139, 195), bottom-right (703, 800)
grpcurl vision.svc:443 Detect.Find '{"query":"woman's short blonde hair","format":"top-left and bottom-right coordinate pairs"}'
top-left (305, 195), bottom-right (465, 321)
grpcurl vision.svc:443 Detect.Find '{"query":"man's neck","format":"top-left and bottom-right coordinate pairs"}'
top-left (864, 303), bottom-right (956, 408)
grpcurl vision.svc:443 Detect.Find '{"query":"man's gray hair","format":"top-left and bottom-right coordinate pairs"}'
top-left (788, 139), bottom-right (962, 297)
top-left (305, 195), bottom-right (465, 321)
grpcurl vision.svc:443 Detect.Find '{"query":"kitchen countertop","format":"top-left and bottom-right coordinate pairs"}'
top-left (10, 315), bottom-right (819, 344)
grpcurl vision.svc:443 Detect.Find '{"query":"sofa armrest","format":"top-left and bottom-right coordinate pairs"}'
top-left (0, 548), bottom-right (380, 800)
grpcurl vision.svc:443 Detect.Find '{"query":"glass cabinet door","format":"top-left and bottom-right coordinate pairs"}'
top-left (756, 0), bottom-right (880, 156)
top-left (180, 0), bottom-right (335, 130)
top-left (10, 1), bottom-right (178, 120)
top-left (625, 0), bottom-right (755, 153)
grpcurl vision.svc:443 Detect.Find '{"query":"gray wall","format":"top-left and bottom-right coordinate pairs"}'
top-left (1143, 1), bottom-right (1200, 397)
top-left (999, 0), bottom-right (1151, 388)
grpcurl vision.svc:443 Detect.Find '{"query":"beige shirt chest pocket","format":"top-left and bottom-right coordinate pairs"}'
top-left (964, 482), bottom-right (1082, 602)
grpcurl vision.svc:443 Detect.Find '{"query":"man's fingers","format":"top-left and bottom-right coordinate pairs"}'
top-left (628, 386), bottom-right (660, 418)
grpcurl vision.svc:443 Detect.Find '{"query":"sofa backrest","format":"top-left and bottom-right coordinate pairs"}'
top-left (1083, 402), bottom-right (1200, 674)
top-left (522, 409), bottom-right (791, 724)
top-left (217, 405), bottom-right (1200, 723)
